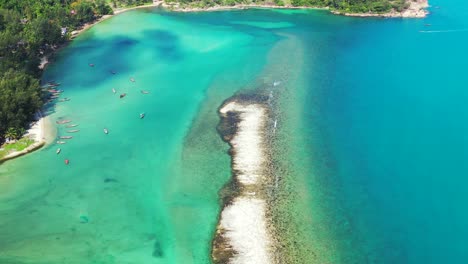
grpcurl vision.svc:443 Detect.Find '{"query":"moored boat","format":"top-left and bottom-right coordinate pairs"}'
top-left (112, 88), bottom-right (116, 94)
top-left (56, 120), bottom-right (72, 124)
top-left (120, 93), bottom-right (126, 99)
top-left (58, 98), bottom-right (70, 102)
top-left (140, 113), bottom-right (145, 119)
top-left (130, 77), bottom-right (135, 82)
top-left (56, 148), bottom-right (61, 154)
top-left (56, 141), bottom-right (66, 144)
top-left (104, 128), bottom-right (108, 134)
top-left (47, 81), bottom-right (61, 87)
top-left (67, 129), bottom-right (80, 133)
top-left (141, 90), bottom-right (150, 94)
top-left (89, 63), bottom-right (94, 67)
top-left (59, 136), bottom-right (73, 139)
top-left (66, 124), bottom-right (78, 128)
top-left (65, 159), bottom-right (69, 165)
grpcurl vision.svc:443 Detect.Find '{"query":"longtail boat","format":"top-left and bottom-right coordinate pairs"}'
top-left (56, 120), bottom-right (72, 124)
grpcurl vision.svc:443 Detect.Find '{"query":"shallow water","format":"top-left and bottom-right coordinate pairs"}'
top-left (1, 2), bottom-right (468, 263)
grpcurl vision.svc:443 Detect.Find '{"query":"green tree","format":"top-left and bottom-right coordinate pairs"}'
top-left (96, 0), bottom-right (113, 15)
top-left (0, 69), bottom-right (43, 142)
top-left (23, 17), bottom-right (63, 54)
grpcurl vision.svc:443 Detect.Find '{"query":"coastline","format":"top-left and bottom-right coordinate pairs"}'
top-left (39, 1), bottom-right (164, 69)
top-left (70, 1), bottom-right (164, 39)
top-left (0, 112), bottom-right (53, 164)
top-left (163, 2), bottom-right (328, 13)
top-left (213, 99), bottom-right (275, 263)
top-left (163, 0), bottom-right (428, 18)
top-left (332, 0), bottom-right (429, 18)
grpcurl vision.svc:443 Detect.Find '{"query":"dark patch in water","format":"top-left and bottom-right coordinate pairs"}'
top-left (142, 29), bottom-right (183, 61)
top-left (152, 241), bottom-right (163, 258)
top-left (104, 178), bottom-right (118, 183)
top-left (115, 38), bottom-right (139, 47)
top-left (79, 215), bottom-right (89, 224)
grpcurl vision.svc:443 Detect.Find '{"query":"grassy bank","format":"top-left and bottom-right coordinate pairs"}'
top-left (0, 138), bottom-right (35, 160)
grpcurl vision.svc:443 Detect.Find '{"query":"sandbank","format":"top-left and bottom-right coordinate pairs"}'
top-left (213, 101), bottom-right (274, 264)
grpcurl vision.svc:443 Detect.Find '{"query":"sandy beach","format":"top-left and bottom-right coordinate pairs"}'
top-left (0, 113), bottom-right (54, 162)
top-left (213, 101), bottom-right (274, 264)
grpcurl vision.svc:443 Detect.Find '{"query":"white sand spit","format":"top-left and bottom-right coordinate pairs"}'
top-left (219, 197), bottom-right (270, 264)
top-left (220, 102), bottom-right (267, 186)
top-left (215, 101), bottom-right (272, 264)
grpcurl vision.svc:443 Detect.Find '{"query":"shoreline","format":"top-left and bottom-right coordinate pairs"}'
top-left (71, 1), bottom-right (165, 39)
top-left (40, 1), bottom-right (164, 70)
top-left (332, 0), bottom-right (429, 18)
top-left (212, 99), bottom-right (274, 263)
top-left (163, 0), bottom-right (428, 18)
top-left (0, 112), bottom-right (53, 164)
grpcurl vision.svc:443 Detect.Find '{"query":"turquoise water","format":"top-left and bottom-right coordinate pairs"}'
top-left (1, 2), bottom-right (468, 263)
top-left (311, 0), bottom-right (468, 262)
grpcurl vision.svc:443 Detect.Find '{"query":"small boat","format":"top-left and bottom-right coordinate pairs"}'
top-left (130, 77), bottom-right (135, 82)
top-left (59, 136), bottom-right (73, 139)
top-left (65, 159), bottom-right (69, 165)
top-left (47, 81), bottom-right (60, 87)
top-left (58, 98), bottom-right (70, 102)
top-left (104, 128), bottom-right (108, 134)
top-left (273, 81), bottom-right (281, 87)
top-left (56, 141), bottom-right (67, 144)
top-left (141, 90), bottom-right (150, 94)
top-left (67, 129), bottom-right (80, 133)
top-left (66, 124), bottom-right (78, 128)
top-left (140, 113), bottom-right (145, 119)
top-left (112, 88), bottom-right (116, 94)
top-left (111, 70), bottom-right (116, 74)
top-left (89, 63), bottom-right (94, 67)
top-left (56, 120), bottom-right (72, 124)
top-left (120, 93), bottom-right (127, 99)
top-left (56, 148), bottom-right (61, 154)
top-left (424, 24), bottom-right (431, 27)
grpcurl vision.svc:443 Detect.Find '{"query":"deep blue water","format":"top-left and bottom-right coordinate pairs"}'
top-left (308, 0), bottom-right (468, 262)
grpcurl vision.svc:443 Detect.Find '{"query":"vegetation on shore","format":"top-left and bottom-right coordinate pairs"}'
top-left (0, 137), bottom-right (35, 159)
top-left (0, 0), bottom-right (118, 143)
top-left (165, 0), bottom-right (412, 14)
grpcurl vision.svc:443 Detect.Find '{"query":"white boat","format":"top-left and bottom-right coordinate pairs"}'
top-left (112, 88), bottom-right (116, 94)
top-left (140, 113), bottom-right (145, 119)
top-left (56, 148), bottom-right (61, 154)
top-left (56, 119), bottom-right (71, 124)
top-left (67, 129), bottom-right (80, 133)
top-left (56, 141), bottom-right (66, 144)
top-left (104, 128), bottom-right (108, 134)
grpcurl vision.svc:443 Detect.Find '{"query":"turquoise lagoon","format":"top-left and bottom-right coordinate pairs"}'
top-left (1, 0), bottom-right (468, 263)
